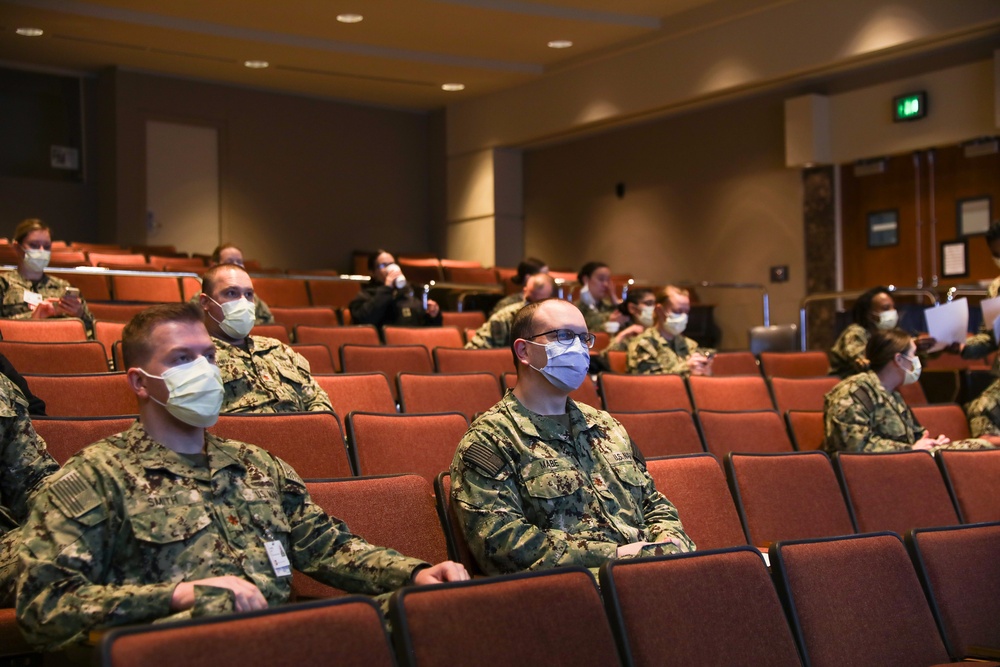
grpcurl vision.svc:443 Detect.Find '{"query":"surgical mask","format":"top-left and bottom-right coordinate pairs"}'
top-left (23, 248), bottom-right (50, 273)
top-left (899, 354), bottom-right (922, 386)
top-left (526, 338), bottom-right (590, 392)
top-left (138, 356), bottom-right (224, 427)
top-left (876, 309), bottom-right (899, 330)
top-left (636, 305), bottom-right (655, 328)
top-left (208, 296), bottom-right (255, 339)
top-left (665, 312), bottom-right (688, 336)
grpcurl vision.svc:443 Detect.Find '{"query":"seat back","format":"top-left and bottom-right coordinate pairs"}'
top-left (442, 266), bottom-right (497, 284)
top-left (433, 471), bottom-right (482, 576)
top-left (0, 341), bottom-right (108, 374)
top-left (251, 277), bottom-right (310, 307)
top-left (25, 373), bottom-right (136, 417)
top-left (769, 376), bottom-right (839, 413)
top-left (697, 410), bottom-right (794, 458)
top-left (606, 350), bottom-right (628, 373)
top-left (110, 275), bottom-right (182, 302)
top-left (709, 351), bottom-right (760, 376)
top-left (726, 451), bottom-right (855, 547)
top-left (94, 321), bottom-right (126, 363)
top-left (748, 324), bottom-right (799, 354)
top-left (910, 404), bottom-right (971, 440)
top-left (771, 533), bottom-right (952, 667)
top-left (306, 280), bottom-right (363, 309)
top-left (0, 318), bottom-right (88, 342)
top-left (314, 373), bottom-right (396, 418)
top-left (501, 373), bottom-right (601, 409)
top-left (432, 347), bottom-right (515, 378)
top-left (296, 326), bottom-right (380, 372)
top-left (599, 547), bottom-right (801, 667)
top-left (898, 380), bottom-right (929, 405)
top-left (644, 454), bottom-right (747, 549)
top-left (834, 450), bottom-right (960, 535)
top-left (250, 324), bottom-right (291, 344)
top-left (383, 326), bottom-right (464, 352)
top-left (32, 416), bottom-right (136, 464)
top-left (688, 375), bottom-right (773, 411)
top-left (785, 410), bottom-right (825, 451)
top-left (936, 449), bottom-right (1000, 523)
top-left (88, 252), bottom-right (146, 266)
top-left (907, 522), bottom-right (1000, 661)
top-left (86, 302), bottom-right (150, 323)
top-left (610, 410), bottom-right (704, 457)
top-left (397, 373), bottom-right (500, 421)
top-left (440, 311), bottom-right (485, 331)
top-left (390, 568), bottom-right (621, 667)
top-left (340, 346), bottom-right (432, 400)
top-left (61, 272), bottom-right (112, 301)
top-left (289, 344), bottom-right (335, 374)
top-left (346, 412), bottom-right (468, 483)
top-left (759, 351), bottom-right (829, 378)
top-left (270, 307), bottom-right (338, 329)
top-left (598, 374), bottom-right (691, 412)
top-left (396, 258), bottom-right (442, 285)
top-left (101, 596), bottom-right (395, 667)
top-left (211, 412), bottom-right (351, 478)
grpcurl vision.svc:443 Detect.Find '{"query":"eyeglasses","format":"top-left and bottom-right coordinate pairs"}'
top-left (375, 262), bottom-right (391, 270)
top-left (527, 328), bottom-right (596, 348)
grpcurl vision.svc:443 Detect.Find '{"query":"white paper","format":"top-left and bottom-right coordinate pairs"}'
top-left (981, 296), bottom-right (1000, 333)
top-left (993, 315), bottom-right (1000, 346)
top-left (924, 298), bottom-right (969, 347)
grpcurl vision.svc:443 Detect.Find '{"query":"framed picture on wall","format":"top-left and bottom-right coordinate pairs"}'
top-left (957, 196), bottom-right (991, 237)
top-left (867, 209), bottom-right (899, 248)
top-left (940, 240), bottom-right (969, 278)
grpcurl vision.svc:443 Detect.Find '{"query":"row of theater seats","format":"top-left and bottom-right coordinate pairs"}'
top-left (4, 466), bottom-right (997, 665)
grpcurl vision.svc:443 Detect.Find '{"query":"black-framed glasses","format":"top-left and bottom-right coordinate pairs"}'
top-left (527, 328), bottom-right (596, 348)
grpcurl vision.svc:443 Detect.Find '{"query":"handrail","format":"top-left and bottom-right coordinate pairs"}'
top-left (798, 287), bottom-right (939, 350)
top-left (946, 286), bottom-right (988, 301)
top-left (677, 281), bottom-right (770, 327)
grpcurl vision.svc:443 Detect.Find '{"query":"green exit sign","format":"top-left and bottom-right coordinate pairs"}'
top-left (893, 91), bottom-right (927, 122)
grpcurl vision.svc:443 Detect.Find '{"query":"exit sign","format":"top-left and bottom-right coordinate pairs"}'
top-left (893, 91), bottom-right (927, 122)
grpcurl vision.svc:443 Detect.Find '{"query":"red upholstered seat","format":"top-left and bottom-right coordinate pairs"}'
top-left (270, 306), bottom-right (338, 329)
top-left (710, 351), bottom-right (760, 376)
top-left (397, 372), bottom-right (501, 421)
top-left (296, 325), bottom-right (380, 372)
top-left (383, 326), bottom-right (464, 351)
top-left (910, 403), bottom-right (972, 440)
top-left (688, 375), bottom-right (774, 411)
top-left (314, 373), bottom-right (396, 418)
top-left (32, 416), bottom-right (136, 464)
top-left (611, 410), bottom-right (705, 457)
top-left (0, 318), bottom-right (87, 342)
top-left (346, 411), bottom-right (468, 483)
top-left (0, 341), bottom-right (108, 374)
top-left (598, 373), bottom-right (691, 412)
top-left (25, 373), bottom-right (135, 417)
top-left (697, 410), bottom-right (794, 458)
top-left (769, 376), bottom-right (839, 413)
top-left (936, 449), bottom-right (1000, 523)
top-left (341, 346), bottom-right (432, 400)
top-left (785, 410), bottom-right (826, 451)
top-left (434, 471), bottom-right (482, 576)
top-left (432, 347), bottom-right (514, 379)
top-left (759, 351), bottom-right (830, 378)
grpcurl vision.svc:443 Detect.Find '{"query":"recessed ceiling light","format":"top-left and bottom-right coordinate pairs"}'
top-left (244, 60), bottom-right (269, 69)
top-left (547, 40), bottom-right (573, 49)
top-left (441, 83), bottom-right (465, 92)
top-left (337, 14), bottom-right (363, 23)
top-left (16, 27), bottom-right (44, 37)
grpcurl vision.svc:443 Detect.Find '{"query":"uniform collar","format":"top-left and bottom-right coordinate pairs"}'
top-left (213, 334), bottom-right (281, 356)
top-left (126, 420), bottom-right (242, 478)
top-left (499, 389), bottom-right (599, 442)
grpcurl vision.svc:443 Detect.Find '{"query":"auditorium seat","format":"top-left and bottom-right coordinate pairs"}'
top-left (25, 373), bottom-right (135, 417)
top-left (270, 306), bottom-right (338, 330)
top-left (432, 348), bottom-right (514, 379)
top-left (758, 351), bottom-right (829, 378)
top-left (47, 250), bottom-right (88, 267)
top-left (434, 471), bottom-right (482, 576)
top-left (0, 608), bottom-right (35, 661)
top-left (709, 351), bottom-right (760, 376)
top-left (599, 374), bottom-right (691, 412)
top-left (87, 303), bottom-right (151, 323)
top-left (396, 258), bottom-right (442, 285)
top-left (397, 372), bottom-right (501, 421)
top-left (898, 379), bottom-right (929, 405)
top-left (289, 344), bottom-right (335, 374)
top-left (251, 277), bottom-right (311, 307)
top-left (149, 256), bottom-right (205, 271)
top-left (383, 326), bottom-right (464, 352)
top-left (443, 266), bottom-right (498, 284)
top-left (0, 318), bottom-right (87, 342)
top-left (440, 311), bottom-right (486, 331)
top-left (688, 375), bottom-right (774, 411)
top-left (696, 410), bottom-right (794, 458)
top-left (306, 279), bottom-right (363, 309)
top-left (111, 275), bottom-right (182, 302)
top-left (910, 404), bottom-right (971, 440)
top-left (59, 272), bottom-right (112, 301)
top-left (346, 412), bottom-right (468, 483)
top-left (181, 276), bottom-right (202, 301)
top-left (32, 416), bottom-right (135, 464)
top-left (501, 373), bottom-right (602, 409)
top-left (610, 411), bottom-right (705, 457)
top-left (341, 346), bottom-right (432, 400)
top-left (785, 410), bottom-right (825, 451)
top-left (0, 341), bottom-right (108, 374)
top-left (296, 326), bottom-right (380, 372)
top-left (769, 376), bottom-right (839, 413)
top-left (314, 373), bottom-right (397, 418)
top-left (605, 350), bottom-right (628, 373)
top-left (936, 449), bottom-right (1000, 523)
top-left (250, 324), bottom-right (291, 344)
top-left (94, 321), bottom-right (126, 363)
top-left (88, 252), bottom-right (147, 266)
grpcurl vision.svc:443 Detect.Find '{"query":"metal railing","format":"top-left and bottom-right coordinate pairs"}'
top-left (678, 281), bottom-right (770, 327)
top-left (798, 287), bottom-right (939, 350)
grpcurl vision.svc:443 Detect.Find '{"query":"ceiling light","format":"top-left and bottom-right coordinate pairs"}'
top-left (337, 14), bottom-right (363, 23)
top-left (441, 83), bottom-right (465, 92)
top-left (547, 40), bottom-right (573, 49)
top-left (244, 60), bottom-right (269, 69)
top-left (16, 27), bottom-right (44, 37)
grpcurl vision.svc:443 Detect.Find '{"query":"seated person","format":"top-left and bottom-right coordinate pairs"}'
top-left (0, 374), bottom-right (58, 606)
top-left (961, 221), bottom-right (1000, 397)
top-left (187, 243), bottom-right (274, 325)
top-left (627, 285), bottom-right (715, 376)
top-left (829, 286), bottom-right (936, 378)
top-left (349, 250), bottom-right (442, 328)
top-left (575, 261), bottom-right (621, 331)
top-left (16, 303), bottom-right (468, 651)
top-left (824, 328), bottom-right (992, 453)
top-left (491, 257), bottom-right (548, 315)
top-left (0, 218), bottom-right (95, 336)
top-left (465, 274), bottom-right (555, 349)
top-left (1, 352), bottom-right (46, 416)
top-left (603, 287), bottom-right (655, 353)
top-left (450, 298), bottom-right (695, 576)
top-left (198, 263), bottom-right (332, 413)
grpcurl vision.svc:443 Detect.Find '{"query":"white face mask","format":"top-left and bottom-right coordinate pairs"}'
top-left (525, 337), bottom-right (590, 392)
top-left (636, 305), bottom-right (655, 328)
top-left (139, 356), bottom-right (224, 428)
top-left (665, 312), bottom-right (688, 336)
top-left (898, 354), bottom-right (922, 386)
top-left (208, 296), bottom-right (256, 339)
top-left (23, 248), bottom-right (50, 273)
top-left (876, 309), bottom-right (899, 330)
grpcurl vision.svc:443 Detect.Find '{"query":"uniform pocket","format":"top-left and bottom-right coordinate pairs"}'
top-left (131, 504), bottom-right (213, 544)
top-left (523, 459), bottom-right (585, 499)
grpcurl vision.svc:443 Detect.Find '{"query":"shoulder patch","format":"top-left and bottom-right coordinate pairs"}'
top-left (851, 386), bottom-right (875, 413)
top-left (462, 442), bottom-right (506, 478)
top-left (49, 470), bottom-right (102, 518)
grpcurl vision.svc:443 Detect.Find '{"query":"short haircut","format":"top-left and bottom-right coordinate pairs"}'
top-left (852, 286), bottom-right (892, 332)
top-left (866, 327), bottom-right (912, 372)
top-left (201, 262), bottom-right (250, 297)
top-left (514, 257), bottom-right (547, 285)
top-left (657, 285), bottom-right (689, 306)
top-left (577, 261), bottom-right (608, 283)
top-left (122, 303), bottom-right (204, 369)
top-left (13, 219), bottom-right (49, 244)
top-left (211, 243), bottom-right (241, 264)
top-left (368, 249), bottom-right (391, 271)
top-left (985, 221), bottom-right (1000, 245)
top-left (527, 272), bottom-right (556, 296)
top-left (509, 299), bottom-right (549, 369)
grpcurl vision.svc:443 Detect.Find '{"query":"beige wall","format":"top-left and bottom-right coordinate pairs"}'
top-left (101, 69), bottom-right (434, 271)
top-left (524, 93), bottom-right (803, 350)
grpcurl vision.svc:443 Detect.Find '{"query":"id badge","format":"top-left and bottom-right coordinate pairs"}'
top-left (264, 540), bottom-right (291, 577)
top-left (23, 290), bottom-right (44, 307)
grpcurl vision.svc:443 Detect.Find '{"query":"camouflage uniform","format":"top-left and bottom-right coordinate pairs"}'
top-left (626, 326), bottom-right (714, 375)
top-left (465, 301), bottom-right (521, 349)
top-left (16, 421), bottom-right (427, 650)
top-left (0, 269), bottom-right (96, 337)
top-left (960, 276), bottom-right (1000, 376)
top-left (576, 298), bottom-right (617, 332)
top-left (828, 323), bottom-right (871, 378)
top-left (450, 391), bottom-right (695, 576)
top-left (213, 336), bottom-right (332, 413)
top-left (0, 374), bottom-right (59, 606)
top-left (824, 371), bottom-right (992, 453)
top-left (188, 292), bottom-right (275, 326)
top-left (965, 378), bottom-right (1000, 437)
top-left (490, 293), bottom-right (524, 317)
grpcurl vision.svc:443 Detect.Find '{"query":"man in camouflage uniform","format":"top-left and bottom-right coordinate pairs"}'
top-left (465, 273), bottom-right (555, 349)
top-left (16, 303), bottom-right (467, 651)
top-left (0, 374), bottom-right (59, 606)
top-left (186, 243), bottom-right (275, 325)
top-left (962, 222), bottom-right (1000, 441)
top-left (199, 263), bottom-right (332, 413)
top-left (627, 285), bottom-right (714, 375)
top-left (451, 298), bottom-right (694, 576)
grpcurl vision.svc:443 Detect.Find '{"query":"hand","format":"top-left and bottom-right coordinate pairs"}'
top-left (426, 299), bottom-right (440, 318)
top-left (616, 541), bottom-right (649, 558)
top-left (614, 324), bottom-right (644, 346)
top-left (57, 293), bottom-right (84, 317)
top-left (914, 334), bottom-right (937, 352)
top-left (384, 267), bottom-right (404, 287)
top-left (687, 353), bottom-right (710, 376)
top-left (30, 301), bottom-right (57, 319)
top-left (945, 341), bottom-right (961, 354)
top-left (608, 282), bottom-right (621, 306)
top-left (412, 561), bottom-right (469, 585)
top-left (170, 576), bottom-right (267, 613)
